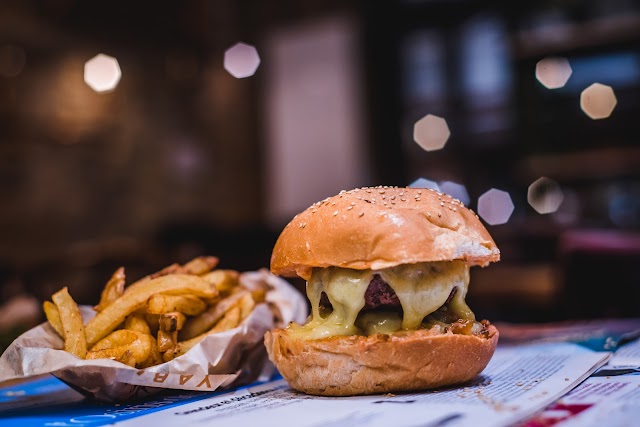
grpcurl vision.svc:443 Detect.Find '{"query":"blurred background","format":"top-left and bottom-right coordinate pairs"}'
top-left (1, 0), bottom-right (639, 348)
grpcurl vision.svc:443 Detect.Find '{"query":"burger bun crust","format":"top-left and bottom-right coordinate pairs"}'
top-left (271, 187), bottom-right (499, 280)
top-left (265, 325), bottom-right (499, 396)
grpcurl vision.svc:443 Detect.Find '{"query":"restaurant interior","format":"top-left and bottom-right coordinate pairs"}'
top-left (0, 0), bottom-right (639, 352)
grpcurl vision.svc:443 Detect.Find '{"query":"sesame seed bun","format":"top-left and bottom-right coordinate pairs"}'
top-left (266, 186), bottom-right (500, 396)
top-left (271, 186), bottom-right (500, 280)
top-left (265, 325), bottom-right (499, 396)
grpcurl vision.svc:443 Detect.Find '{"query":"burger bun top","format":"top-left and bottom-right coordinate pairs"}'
top-left (271, 186), bottom-right (500, 279)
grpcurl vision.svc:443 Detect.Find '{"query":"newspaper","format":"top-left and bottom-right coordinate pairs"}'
top-left (518, 337), bottom-right (640, 427)
top-left (112, 342), bottom-right (609, 427)
top-left (608, 335), bottom-right (640, 368)
top-left (517, 374), bottom-right (640, 427)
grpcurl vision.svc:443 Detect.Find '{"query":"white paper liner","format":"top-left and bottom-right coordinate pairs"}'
top-left (0, 269), bottom-right (308, 402)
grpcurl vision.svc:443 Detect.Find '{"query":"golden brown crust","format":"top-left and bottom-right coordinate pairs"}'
top-left (271, 187), bottom-right (499, 279)
top-left (265, 325), bottom-right (499, 396)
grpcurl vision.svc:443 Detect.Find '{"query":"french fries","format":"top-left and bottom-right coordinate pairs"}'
top-left (179, 289), bottom-right (248, 340)
top-left (85, 274), bottom-right (218, 346)
top-left (86, 330), bottom-right (152, 367)
top-left (159, 312), bottom-right (186, 333)
top-left (43, 300), bottom-right (64, 337)
top-left (140, 337), bottom-right (163, 368)
top-left (157, 329), bottom-right (177, 352)
top-left (42, 256), bottom-right (265, 369)
top-left (124, 312), bottom-right (151, 335)
top-left (150, 256), bottom-right (219, 278)
top-left (93, 267), bottom-right (125, 312)
top-left (163, 305), bottom-right (242, 362)
top-left (201, 269), bottom-right (240, 293)
top-left (51, 287), bottom-right (87, 358)
top-left (147, 294), bottom-right (206, 316)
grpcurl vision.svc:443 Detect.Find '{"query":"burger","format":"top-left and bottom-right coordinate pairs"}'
top-left (264, 186), bottom-right (500, 396)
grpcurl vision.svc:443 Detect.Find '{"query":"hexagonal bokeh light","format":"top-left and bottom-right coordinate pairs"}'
top-left (413, 114), bottom-right (450, 151)
top-left (409, 178), bottom-right (440, 192)
top-left (439, 181), bottom-right (470, 206)
top-left (535, 57), bottom-right (572, 89)
top-left (84, 54), bottom-right (122, 93)
top-left (528, 177), bottom-right (564, 214)
top-left (224, 42), bottom-right (260, 79)
top-left (580, 83), bottom-right (617, 120)
top-left (477, 188), bottom-right (514, 226)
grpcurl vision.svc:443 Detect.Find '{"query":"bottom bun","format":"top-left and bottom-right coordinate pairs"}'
top-left (265, 325), bottom-right (499, 396)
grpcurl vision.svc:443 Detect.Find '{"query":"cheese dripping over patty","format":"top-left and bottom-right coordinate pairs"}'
top-left (288, 260), bottom-right (474, 340)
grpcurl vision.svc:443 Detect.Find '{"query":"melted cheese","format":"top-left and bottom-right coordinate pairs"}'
top-left (289, 268), bottom-right (371, 340)
top-left (379, 262), bottom-right (472, 329)
top-left (288, 261), bottom-right (474, 340)
top-left (355, 311), bottom-right (403, 335)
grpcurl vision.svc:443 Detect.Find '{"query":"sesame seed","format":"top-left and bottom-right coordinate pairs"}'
top-left (453, 208), bottom-right (457, 211)
top-left (333, 210), bottom-right (338, 216)
top-left (331, 202), bottom-right (336, 206)
top-left (440, 202), bottom-right (444, 206)
top-left (351, 202), bottom-right (355, 206)
top-left (359, 212), bottom-right (364, 217)
top-left (438, 213), bottom-right (442, 217)
top-left (401, 198), bottom-right (406, 202)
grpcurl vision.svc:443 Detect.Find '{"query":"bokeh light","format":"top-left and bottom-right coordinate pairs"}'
top-left (0, 44), bottom-right (26, 78)
top-left (413, 114), bottom-right (450, 151)
top-left (580, 83), bottom-right (617, 120)
top-left (83, 54), bottom-right (122, 93)
top-left (608, 187), bottom-right (640, 228)
top-left (223, 42), bottom-right (260, 79)
top-left (535, 57), bottom-right (572, 89)
top-left (477, 188), bottom-right (514, 225)
top-left (439, 181), bottom-right (470, 205)
top-left (409, 178), bottom-right (440, 191)
top-left (528, 177), bottom-right (564, 214)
